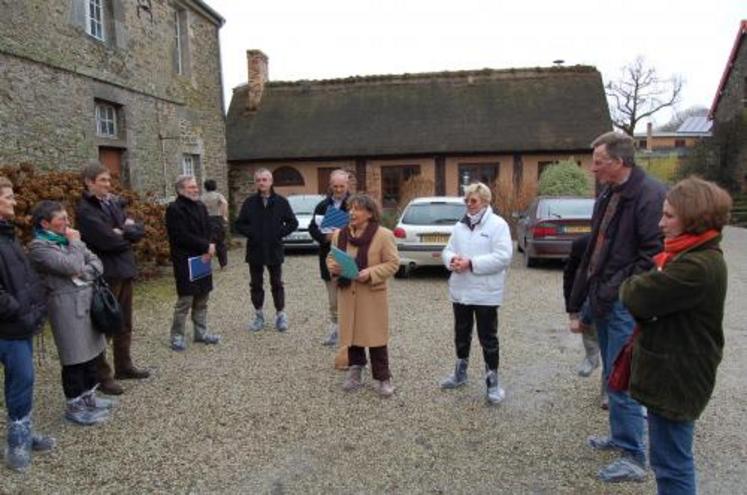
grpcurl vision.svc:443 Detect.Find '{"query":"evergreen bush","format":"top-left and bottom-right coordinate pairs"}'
top-left (537, 159), bottom-right (592, 196)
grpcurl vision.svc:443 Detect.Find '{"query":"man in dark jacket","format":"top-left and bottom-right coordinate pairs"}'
top-left (0, 176), bottom-right (55, 472)
top-left (569, 131), bottom-right (666, 483)
top-left (234, 168), bottom-right (298, 332)
top-left (308, 169), bottom-right (351, 346)
top-left (165, 175), bottom-right (220, 351)
top-left (77, 163), bottom-right (149, 395)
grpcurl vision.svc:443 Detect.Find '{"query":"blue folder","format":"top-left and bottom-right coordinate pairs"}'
top-left (188, 256), bottom-right (212, 281)
top-left (320, 208), bottom-right (350, 230)
top-left (330, 246), bottom-right (360, 279)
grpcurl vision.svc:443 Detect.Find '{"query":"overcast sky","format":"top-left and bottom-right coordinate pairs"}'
top-left (206, 0), bottom-right (746, 129)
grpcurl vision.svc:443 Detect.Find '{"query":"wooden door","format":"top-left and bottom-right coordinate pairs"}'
top-left (98, 147), bottom-right (124, 186)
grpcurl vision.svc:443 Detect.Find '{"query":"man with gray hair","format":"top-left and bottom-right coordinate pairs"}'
top-left (235, 168), bottom-right (298, 332)
top-left (309, 169), bottom-right (351, 348)
top-left (569, 131), bottom-right (666, 483)
top-left (165, 175), bottom-right (220, 351)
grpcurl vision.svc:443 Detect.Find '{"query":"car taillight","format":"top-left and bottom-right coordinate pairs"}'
top-left (533, 223), bottom-right (558, 237)
top-left (393, 227), bottom-right (406, 239)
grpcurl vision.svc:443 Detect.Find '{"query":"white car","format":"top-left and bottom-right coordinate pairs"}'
top-left (393, 196), bottom-right (466, 278)
top-left (285, 194), bottom-right (326, 250)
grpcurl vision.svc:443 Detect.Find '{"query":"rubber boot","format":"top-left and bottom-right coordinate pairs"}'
top-left (577, 327), bottom-right (601, 377)
top-left (485, 368), bottom-right (506, 405)
top-left (440, 358), bottom-right (469, 389)
top-left (65, 395), bottom-right (109, 426)
top-left (30, 419), bottom-right (56, 453)
top-left (5, 415), bottom-right (32, 472)
top-left (248, 309), bottom-right (265, 332)
top-left (342, 365), bottom-right (364, 391)
top-left (82, 386), bottom-right (116, 411)
top-left (322, 323), bottom-right (339, 346)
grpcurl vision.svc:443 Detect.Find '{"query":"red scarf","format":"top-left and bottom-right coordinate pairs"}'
top-left (653, 229), bottom-right (720, 270)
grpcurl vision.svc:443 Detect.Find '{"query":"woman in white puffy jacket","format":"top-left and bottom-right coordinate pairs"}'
top-left (440, 182), bottom-right (513, 404)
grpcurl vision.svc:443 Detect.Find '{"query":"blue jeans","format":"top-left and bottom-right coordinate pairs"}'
top-left (594, 300), bottom-right (646, 463)
top-left (0, 338), bottom-right (34, 421)
top-left (649, 412), bottom-right (696, 495)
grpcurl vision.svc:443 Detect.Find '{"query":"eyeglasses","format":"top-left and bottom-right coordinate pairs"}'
top-left (464, 197), bottom-right (481, 205)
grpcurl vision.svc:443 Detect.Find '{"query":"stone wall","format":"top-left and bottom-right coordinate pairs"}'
top-left (0, 0), bottom-right (227, 196)
top-left (714, 36), bottom-right (747, 123)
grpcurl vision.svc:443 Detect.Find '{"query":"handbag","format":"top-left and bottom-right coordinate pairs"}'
top-left (608, 325), bottom-right (640, 392)
top-left (90, 276), bottom-right (124, 337)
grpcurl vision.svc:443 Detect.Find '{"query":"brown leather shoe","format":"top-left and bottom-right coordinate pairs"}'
top-left (98, 378), bottom-right (124, 396)
top-left (114, 367), bottom-right (150, 380)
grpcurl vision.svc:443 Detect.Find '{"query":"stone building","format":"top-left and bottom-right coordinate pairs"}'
top-left (710, 19), bottom-right (747, 190)
top-left (226, 50), bottom-right (611, 213)
top-left (0, 0), bottom-right (227, 196)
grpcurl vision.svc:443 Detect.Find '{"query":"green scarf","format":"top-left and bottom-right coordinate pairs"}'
top-left (34, 229), bottom-right (69, 246)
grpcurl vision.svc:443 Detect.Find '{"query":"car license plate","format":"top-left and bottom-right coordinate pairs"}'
top-left (564, 226), bottom-right (591, 234)
top-left (289, 232), bottom-right (308, 240)
top-left (420, 233), bottom-right (449, 244)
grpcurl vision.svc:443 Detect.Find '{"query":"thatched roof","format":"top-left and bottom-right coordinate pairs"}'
top-left (226, 65), bottom-right (611, 161)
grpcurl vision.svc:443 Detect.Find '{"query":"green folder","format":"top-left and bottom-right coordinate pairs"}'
top-left (330, 246), bottom-right (360, 279)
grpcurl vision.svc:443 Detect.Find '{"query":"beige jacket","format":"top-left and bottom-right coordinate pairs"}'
top-left (326, 226), bottom-right (399, 348)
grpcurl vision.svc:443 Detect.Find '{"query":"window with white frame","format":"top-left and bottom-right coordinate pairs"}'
top-left (86, 0), bottom-right (105, 41)
top-left (95, 102), bottom-right (117, 138)
top-left (182, 154), bottom-right (200, 177)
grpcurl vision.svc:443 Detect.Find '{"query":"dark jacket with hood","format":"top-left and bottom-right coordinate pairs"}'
top-left (234, 190), bottom-right (298, 266)
top-left (569, 166), bottom-right (666, 317)
top-left (165, 194), bottom-right (214, 296)
top-left (76, 192), bottom-right (144, 280)
top-left (308, 193), bottom-right (350, 281)
top-left (0, 220), bottom-right (47, 340)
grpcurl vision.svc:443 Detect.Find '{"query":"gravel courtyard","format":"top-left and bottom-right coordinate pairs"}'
top-left (2, 227), bottom-right (746, 494)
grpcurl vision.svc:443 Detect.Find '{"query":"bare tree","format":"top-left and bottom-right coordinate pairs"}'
top-left (606, 57), bottom-right (684, 136)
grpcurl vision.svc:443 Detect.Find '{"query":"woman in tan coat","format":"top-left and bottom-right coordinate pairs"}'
top-left (326, 194), bottom-right (399, 397)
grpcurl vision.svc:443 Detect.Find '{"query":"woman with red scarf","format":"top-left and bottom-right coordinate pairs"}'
top-left (327, 194), bottom-right (399, 397)
top-left (620, 177), bottom-right (732, 495)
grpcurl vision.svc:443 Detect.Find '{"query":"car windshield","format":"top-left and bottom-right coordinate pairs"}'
top-left (540, 198), bottom-right (595, 219)
top-left (288, 196), bottom-right (323, 215)
top-left (401, 202), bottom-right (465, 225)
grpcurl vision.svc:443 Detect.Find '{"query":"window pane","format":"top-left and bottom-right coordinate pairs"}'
top-left (540, 199), bottom-right (595, 218)
top-left (401, 203), bottom-right (465, 225)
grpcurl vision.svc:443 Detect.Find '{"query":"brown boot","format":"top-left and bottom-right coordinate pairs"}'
top-left (95, 353), bottom-right (124, 395)
top-left (113, 331), bottom-right (150, 380)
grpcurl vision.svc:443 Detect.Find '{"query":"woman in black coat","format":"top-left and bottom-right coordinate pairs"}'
top-left (165, 176), bottom-right (220, 351)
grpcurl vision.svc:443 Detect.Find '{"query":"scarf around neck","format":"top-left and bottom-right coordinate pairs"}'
top-left (336, 221), bottom-right (379, 288)
top-left (653, 229), bottom-right (720, 270)
top-left (35, 228), bottom-right (69, 246)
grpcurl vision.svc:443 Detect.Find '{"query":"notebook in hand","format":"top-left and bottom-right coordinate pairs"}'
top-left (330, 246), bottom-right (359, 279)
top-left (320, 208), bottom-right (350, 231)
top-left (188, 256), bottom-right (212, 281)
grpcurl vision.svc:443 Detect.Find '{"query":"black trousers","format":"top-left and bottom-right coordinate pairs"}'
top-left (453, 303), bottom-right (500, 370)
top-left (348, 345), bottom-right (390, 381)
top-left (61, 357), bottom-right (98, 399)
top-left (249, 263), bottom-right (284, 311)
top-left (209, 216), bottom-right (228, 268)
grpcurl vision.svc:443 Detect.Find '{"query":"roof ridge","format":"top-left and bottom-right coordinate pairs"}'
top-left (232, 65), bottom-right (598, 91)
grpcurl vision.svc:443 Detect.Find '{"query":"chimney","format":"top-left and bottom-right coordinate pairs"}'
top-left (646, 122), bottom-right (653, 151)
top-left (246, 50), bottom-right (268, 112)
